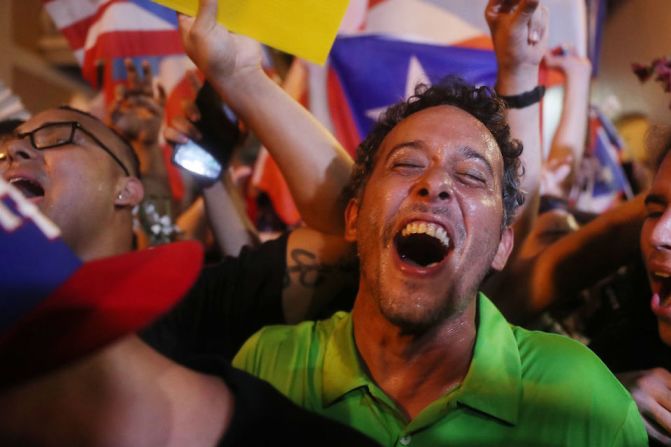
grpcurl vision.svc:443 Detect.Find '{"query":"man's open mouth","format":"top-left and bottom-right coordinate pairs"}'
top-left (394, 221), bottom-right (451, 268)
top-left (9, 177), bottom-right (45, 200)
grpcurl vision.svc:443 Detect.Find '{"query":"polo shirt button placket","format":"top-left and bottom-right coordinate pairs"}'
top-left (399, 434), bottom-right (412, 446)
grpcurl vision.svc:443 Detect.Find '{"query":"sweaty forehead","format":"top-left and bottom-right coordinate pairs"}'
top-left (380, 105), bottom-right (501, 165)
top-left (652, 151), bottom-right (671, 194)
top-left (21, 109), bottom-right (129, 157)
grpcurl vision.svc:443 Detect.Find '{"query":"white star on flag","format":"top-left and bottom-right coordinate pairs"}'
top-left (365, 55), bottom-right (431, 121)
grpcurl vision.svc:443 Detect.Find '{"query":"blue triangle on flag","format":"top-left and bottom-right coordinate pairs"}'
top-left (329, 35), bottom-right (498, 137)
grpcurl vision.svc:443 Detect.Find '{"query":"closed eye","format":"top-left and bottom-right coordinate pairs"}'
top-left (457, 170), bottom-right (486, 185)
top-left (394, 162), bottom-right (424, 168)
top-left (391, 160), bottom-right (426, 174)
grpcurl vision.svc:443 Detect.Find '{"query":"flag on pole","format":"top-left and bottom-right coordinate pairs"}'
top-left (42, 0), bottom-right (189, 95)
top-left (572, 106), bottom-right (633, 213)
top-left (252, 0), bottom-right (499, 222)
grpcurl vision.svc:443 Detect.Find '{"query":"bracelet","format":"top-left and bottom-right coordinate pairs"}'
top-left (499, 85), bottom-right (546, 109)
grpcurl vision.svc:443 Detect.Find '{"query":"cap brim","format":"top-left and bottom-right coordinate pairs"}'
top-left (0, 241), bottom-right (203, 386)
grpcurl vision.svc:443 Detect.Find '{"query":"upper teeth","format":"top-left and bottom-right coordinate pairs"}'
top-left (655, 272), bottom-right (671, 279)
top-left (400, 221), bottom-right (450, 248)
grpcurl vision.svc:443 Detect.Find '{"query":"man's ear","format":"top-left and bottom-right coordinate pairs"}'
top-left (344, 198), bottom-right (360, 242)
top-left (114, 177), bottom-right (144, 208)
top-left (490, 226), bottom-right (514, 271)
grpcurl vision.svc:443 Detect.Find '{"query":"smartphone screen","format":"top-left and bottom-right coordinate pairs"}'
top-left (172, 139), bottom-right (223, 181)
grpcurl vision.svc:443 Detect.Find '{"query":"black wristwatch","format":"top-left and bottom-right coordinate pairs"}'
top-left (499, 85), bottom-right (546, 109)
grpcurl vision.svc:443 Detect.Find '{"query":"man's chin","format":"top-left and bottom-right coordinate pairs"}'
top-left (381, 302), bottom-right (456, 336)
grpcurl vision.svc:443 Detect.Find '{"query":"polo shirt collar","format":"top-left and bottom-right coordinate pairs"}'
top-left (321, 294), bottom-right (522, 425)
top-left (454, 293), bottom-right (522, 425)
top-left (322, 313), bottom-right (370, 406)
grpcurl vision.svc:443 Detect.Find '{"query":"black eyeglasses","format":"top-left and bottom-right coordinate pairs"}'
top-left (14, 121), bottom-right (131, 176)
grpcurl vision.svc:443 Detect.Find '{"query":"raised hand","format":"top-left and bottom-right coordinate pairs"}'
top-left (106, 59), bottom-right (165, 145)
top-left (485, 0), bottom-right (548, 76)
top-left (164, 73), bottom-right (204, 147)
top-left (177, 0), bottom-right (263, 86)
top-left (543, 45), bottom-right (592, 80)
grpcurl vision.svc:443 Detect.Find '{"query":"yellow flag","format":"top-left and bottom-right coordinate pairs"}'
top-left (153, 0), bottom-right (350, 65)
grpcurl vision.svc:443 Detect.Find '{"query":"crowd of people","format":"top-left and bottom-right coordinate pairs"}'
top-left (1, 0), bottom-right (670, 445)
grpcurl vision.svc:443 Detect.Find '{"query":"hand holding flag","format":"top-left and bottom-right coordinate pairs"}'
top-left (177, 0), bottom-right (263, 90)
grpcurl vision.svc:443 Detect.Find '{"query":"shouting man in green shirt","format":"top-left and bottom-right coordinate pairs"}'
top-left (233, 87), bottom-right (646, 445)
top-left (171, 1), bottom-right (649, 446)
top-left (226, 4), bottom-right (646, 447)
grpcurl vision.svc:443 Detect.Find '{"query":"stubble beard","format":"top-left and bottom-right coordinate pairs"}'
top-left (363, 228), bottom-right (495, 336)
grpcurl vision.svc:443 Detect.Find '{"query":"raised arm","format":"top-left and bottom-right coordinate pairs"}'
top-left (177, 0), bottom-right (352, 235)
top-left (544, 46), bottom-right (592, 196)
top-left (165, 112), bottom-right (260, 256)
top-left (486, 0), bottom-right (548, 251)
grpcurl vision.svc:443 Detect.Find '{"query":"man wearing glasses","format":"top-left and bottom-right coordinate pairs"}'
top-left (0, 106), bottom-right (143, 261)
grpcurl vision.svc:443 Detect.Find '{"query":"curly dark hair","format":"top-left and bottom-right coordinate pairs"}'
top-left (342, 76), bottom-right (524, 226)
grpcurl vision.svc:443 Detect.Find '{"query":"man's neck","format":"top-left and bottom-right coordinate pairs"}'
top-left (351, 290), bottom-right (477, 421)
top-left (70, 217), bottom-right (134, 262)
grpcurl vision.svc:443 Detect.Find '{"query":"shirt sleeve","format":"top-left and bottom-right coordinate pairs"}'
top-left (141, 234), bottom-right (289, 362)
top-left (610, 401), bottom-right (648, 447)
top-left (231, 326), bottom-right (263, 374)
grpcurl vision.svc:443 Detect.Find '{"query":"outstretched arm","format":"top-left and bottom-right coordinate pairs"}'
top-left (177, 0), bottom-right (352, 235)
top-left (486, 194), bottom-right (645, 324)
top-left (486, 0), bottom-right (548, 250)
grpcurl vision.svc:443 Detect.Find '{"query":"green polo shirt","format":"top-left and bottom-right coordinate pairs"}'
top-left (233, 293), bottom-right (646, 446)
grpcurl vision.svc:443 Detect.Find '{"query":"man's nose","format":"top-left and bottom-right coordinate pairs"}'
top-left (0, 138), bottom-right (39, 164)
top-left (414, 169), bottom-right (452, 202)
top-left (651, 211), bottom-right (671, 251)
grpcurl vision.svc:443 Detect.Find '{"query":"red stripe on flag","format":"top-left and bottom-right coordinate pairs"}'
top-left (326, 67), bottom-right (362, 156)
top-left (368, 0), bottom-right (387, 10)
top-left (46, 0), bottom-right (130, 54)
top-left (59, 14), bottom-right (98, 51)
top-left (254, 154), bottom-right (301, 226)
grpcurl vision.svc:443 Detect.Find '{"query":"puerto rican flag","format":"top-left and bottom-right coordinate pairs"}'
top-left (42, 0), bottom-right (192, 96)
top-left (572, 107), bottom-right (633, 213)
top-left (255, 0), bottom-right (586, 224)
top-left (43, 0), bottom-right (197, 201)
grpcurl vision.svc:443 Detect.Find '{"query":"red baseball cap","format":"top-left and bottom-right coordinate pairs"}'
top-left (0, 178), bottom-right (204, 386)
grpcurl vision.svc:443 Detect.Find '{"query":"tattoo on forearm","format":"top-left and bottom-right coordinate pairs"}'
top-left (285, 248), bottom-right (357, 289)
